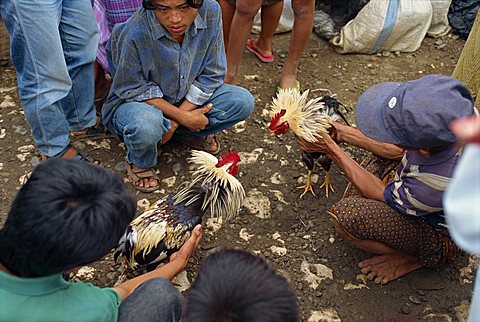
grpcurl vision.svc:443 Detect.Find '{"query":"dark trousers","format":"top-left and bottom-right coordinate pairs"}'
top-left (118, 278), bottom-right (183, 322)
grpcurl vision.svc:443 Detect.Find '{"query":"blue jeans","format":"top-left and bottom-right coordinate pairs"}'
top-left (109, 84), bottom-right (254, 168)
top-left (0, 0), bottom-right (98, 157)
top-left (118, 278), bottom-right (183, 322)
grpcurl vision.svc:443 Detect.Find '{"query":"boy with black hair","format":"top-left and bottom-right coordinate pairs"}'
top-left (103, 0), bottom-right (254, 192)
top-left (0, 158), bottom-right (203, 322)
top-left (183, 249), bottom-right (299, 322)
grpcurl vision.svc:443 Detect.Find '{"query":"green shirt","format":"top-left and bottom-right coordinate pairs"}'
top-left (0, 271), bottom-right (121, 322)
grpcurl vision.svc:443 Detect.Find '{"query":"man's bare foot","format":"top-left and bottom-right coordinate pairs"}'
top-left (278, 74), bottom-right (299, 90)
top-left (358, 253), bottom-right (424, 284)
top-left (125, 162), bottom-right (160, 192)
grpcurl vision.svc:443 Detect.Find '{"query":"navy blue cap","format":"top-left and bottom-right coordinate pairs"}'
top-left (355, 74), bottom-right (475, 149)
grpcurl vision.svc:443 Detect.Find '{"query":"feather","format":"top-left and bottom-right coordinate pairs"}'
top-left (114, 150), bottom-right (245, 270)
top-left (270, 88), bottom-right (333, 142)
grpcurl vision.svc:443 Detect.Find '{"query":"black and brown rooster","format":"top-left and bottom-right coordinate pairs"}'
top-left (268, 88), bottom-right (348, 198)
top-left (114, 150), bottom-right (245, 270)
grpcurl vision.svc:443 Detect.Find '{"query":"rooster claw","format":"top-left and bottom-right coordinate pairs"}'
top-left (319, 174), bottom-right (335, 198)
top-left (297, 183), bottom-right (316, 198)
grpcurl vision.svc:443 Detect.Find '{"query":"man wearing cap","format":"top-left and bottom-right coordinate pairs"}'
top-left (297, 74), bottom-right (475, 284)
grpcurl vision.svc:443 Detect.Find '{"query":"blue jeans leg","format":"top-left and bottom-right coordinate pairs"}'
top-left (176, 84), bottom-right (254, 137)
top-left (118, 278), bottom-right (183, 322)
top-left (109, 101), bottom-right (171, 169)
top-left (0, 0), bottom-right (97, 157)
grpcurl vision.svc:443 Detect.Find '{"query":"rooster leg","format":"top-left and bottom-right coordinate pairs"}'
top-left (297, 170), bottom-right (316, 198)
top-left (318, 170), bottom-right (335, 198)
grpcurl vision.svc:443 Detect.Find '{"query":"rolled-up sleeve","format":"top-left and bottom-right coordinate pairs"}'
top-left (185, 6), bottom-right (226, 106)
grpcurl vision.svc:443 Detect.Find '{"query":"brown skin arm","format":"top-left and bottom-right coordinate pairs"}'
top-left (113, 225), bottom-right (203, 300)
top-left (145, 98), bottom-right (212, 132)
top-left (296, 134), bottom-right (387, 202)
top-left (333, 122), bottom-right (405, 159)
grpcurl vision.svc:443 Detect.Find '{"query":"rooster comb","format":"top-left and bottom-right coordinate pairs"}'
top-left (216, 151), bottom-right (240, 168)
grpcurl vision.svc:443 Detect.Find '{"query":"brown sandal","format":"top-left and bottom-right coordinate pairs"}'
top-left (173, 134), bottom-right (221, 155)
top-left (125, 162), bottom-right (160, 193)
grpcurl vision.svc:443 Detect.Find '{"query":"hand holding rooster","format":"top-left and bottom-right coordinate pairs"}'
top-left (295, 127), bottom-right (337, 154)
top-left (169, 224), bottom-right (203, 271)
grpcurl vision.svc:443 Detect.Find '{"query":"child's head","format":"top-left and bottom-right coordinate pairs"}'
top-left (0, 159), bottom-right (136, 277)
top-left (355, 74), bottom-right (475, 149)
top-left (184, 249), bottom-right (298, 322)
top-left (143, 0), bottom-right (203, 42)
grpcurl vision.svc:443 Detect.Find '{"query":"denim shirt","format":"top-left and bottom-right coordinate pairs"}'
top-left (102, 0), bottom-right (226, 125)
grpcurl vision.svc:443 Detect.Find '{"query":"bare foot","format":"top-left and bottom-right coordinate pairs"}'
top-left (358, 253), bottom-right (424, 284)
top-left (278, 74), bottom-right (298, 90)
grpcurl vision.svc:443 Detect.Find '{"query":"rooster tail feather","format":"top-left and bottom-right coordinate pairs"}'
top-left (113, 225), bottom-right (133, 264)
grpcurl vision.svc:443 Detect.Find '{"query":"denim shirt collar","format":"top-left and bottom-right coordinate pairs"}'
top-left (147, 9), bottom-right (207, 41)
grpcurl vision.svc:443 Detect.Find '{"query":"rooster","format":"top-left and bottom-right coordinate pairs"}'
top-left (114, 150), bottom-right (245, 270)
top-left (268, 88), bottom-right (348, 198)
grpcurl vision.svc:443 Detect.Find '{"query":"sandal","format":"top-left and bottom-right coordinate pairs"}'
top-left (173, 134), bottom-right (221, 155)
top-left (246, 38), bottom-right (275, 63)
top-left (42, 144), bottom-right (101, 165)
top-left (71, 116), bottom-right (114, 141)
top-left (125, 162), bottom-right (160, 193)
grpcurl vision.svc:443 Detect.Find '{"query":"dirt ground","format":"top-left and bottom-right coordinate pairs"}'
top-left (0, 20), bottom-right (477, 321)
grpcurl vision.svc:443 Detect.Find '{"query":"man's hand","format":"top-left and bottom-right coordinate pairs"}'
top-left (181, 103), bottom-right (212, 132)
top-left (169, 224), bottom-right (203, 271)
top-left (296, 131), bottom-right (337, 154)
top-left (450, 115), bottom-right (480, 145)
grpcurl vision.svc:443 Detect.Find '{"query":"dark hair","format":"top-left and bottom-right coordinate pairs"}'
top-left (143, 0), bottom-right (203, 10)
top-left (184, 249), bottom-right (299, 322)
top-left (0, 159), bottom-right (136, 277)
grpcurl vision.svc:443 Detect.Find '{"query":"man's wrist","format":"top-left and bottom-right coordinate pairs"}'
top-left (332, 122), bottom-right (346, 143)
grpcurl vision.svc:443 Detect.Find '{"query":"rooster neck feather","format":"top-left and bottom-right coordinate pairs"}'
top-left (173, 150), bottom-right (245, 222)
top-left (270, 89), bottom-right (333, 142)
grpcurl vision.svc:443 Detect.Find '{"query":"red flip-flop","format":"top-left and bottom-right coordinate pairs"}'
top-left (246, 38), bottom-right (274, 63)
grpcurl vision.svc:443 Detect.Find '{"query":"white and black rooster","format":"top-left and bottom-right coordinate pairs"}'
top-left (114, 150), bottom-right (245, 270)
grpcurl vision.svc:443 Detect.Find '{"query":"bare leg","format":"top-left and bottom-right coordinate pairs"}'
top-left (333, 221), bottom-right (424, 284)
top-left (225, 0), bottom-right (263, 84)
top-left (279, 0), bottom-right (314, 89)
top-left (254, 0), bottom-right (284, 57)
top-left (219, 0), bottom-right (235, 50)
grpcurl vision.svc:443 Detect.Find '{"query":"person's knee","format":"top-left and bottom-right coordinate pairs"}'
top-left (230, 87), bottom-right (254, 120)
top-left (118, 278), bottom-right (183, 322)
top-left (329, 200), bottom-right (360, 243)
top-left (235, 1), bottom-right (262, 17)
top-left (291, 0), bottom-right (314, 18)
top-left (123, 115), bottom-right (164, 146)
top-left (143, 278), bottom-right (183, 311)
